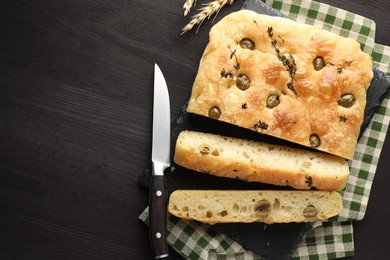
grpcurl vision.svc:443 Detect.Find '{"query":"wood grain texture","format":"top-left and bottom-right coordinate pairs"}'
top-left (0, 1), bottom-right (389, 259)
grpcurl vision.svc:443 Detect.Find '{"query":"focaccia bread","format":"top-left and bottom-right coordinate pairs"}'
top-left (168, 190), bottom-right (343, 224)
top-left (186, 10), bottom-right (373, 160)
top-left (174, 131), bottom-right (349, 191)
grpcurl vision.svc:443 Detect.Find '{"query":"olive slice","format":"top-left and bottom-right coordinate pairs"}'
top-left (303, 205), bottom-right (318, 218)
top-left (236, 74), bottom-right (251, 91)
top-left (266, 94), bottom-right (280, 109)
top-left (239, 38), bottom-right (255, 50)
top-left (309, 134), bottom-right (321, 147)
top-left (313, 56), bottom-right (325, 71)
top-left (208, 106), bottom-right (221, 119)
top-left (338, 93), bottom-right (355, 108)
top-left (199, 144), bottom-right (211, 155)
top-left (255, 200), bottom-right (271, 214)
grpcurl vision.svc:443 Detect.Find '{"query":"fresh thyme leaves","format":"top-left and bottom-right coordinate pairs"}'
top-left (287, 83), bottom-right (296, 94)
top-left (336, 60), bottom-right (355, 74)
top-left (339, 115), bottom-right (347, 122)
top-left (287, 54), bottom-right (297, 74)
top-left (267, 26), bottom-right (297, 96)
top-left (229, 47), bottom-right (240, 71)
top-left (254, 120), bottom-right (268, 131)
top-left (220, 68), bottom-right (233, 78)
top-left (221, 47), bottom-right (240, 79)
top-left (229, 48), bottom-right (236, 59)
top-left (278, 35), bottom-right (284, 42)
top-left (305, 175), bottom-right (313, 187)
top-left (267, 26), bottom-right (273, 37)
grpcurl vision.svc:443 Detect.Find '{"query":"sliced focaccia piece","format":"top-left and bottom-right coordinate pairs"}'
top-left (168, 190), bottom-right (343, 224)
top-left (174, 131), bottom-right (349, 191)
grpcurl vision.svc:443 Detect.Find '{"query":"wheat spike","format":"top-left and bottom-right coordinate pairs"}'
top-left (182, 0), bottom-right (235, 34)
top-left (183, 0), bottom-right (197, 16)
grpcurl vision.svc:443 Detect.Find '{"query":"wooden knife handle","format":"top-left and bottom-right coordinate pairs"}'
top-left (149, 175), bottom-right (169, 259)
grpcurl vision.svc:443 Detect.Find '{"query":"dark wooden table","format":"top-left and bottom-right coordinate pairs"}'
top-left (0, 1), bottom-right (389, 259)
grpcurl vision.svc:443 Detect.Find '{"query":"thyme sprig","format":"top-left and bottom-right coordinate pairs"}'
top-left (220, 47), bottom-right (240, 78)
top-left (229, 47), bottom-right (240, 71)
top-left (305, 175), bottom-right (313, 188)
top-left (267, 26), bottom-right (297, 95)
top-left (339, 115), bottom-right (347, 122)
top-left (254, 120), bottom-right (269, 131)
top-left (220, 69), bottom-right (233, 78)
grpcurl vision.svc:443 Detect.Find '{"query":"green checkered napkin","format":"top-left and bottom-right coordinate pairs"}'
top-left (140, 0), bottom-right (390, 258)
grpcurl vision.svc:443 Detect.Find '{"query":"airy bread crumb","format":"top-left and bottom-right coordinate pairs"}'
top-left (174, 130), bottom-right (349, 191)
top-left (168, 190), bottom-right (343, 224)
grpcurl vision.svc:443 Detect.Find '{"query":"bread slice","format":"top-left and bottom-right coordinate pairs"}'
top-left (168, 190), bottom-right (342, 224)
top-left (186, 10), bottom-right (373, 160)
top-left (174, 130), bottom-right (349, 191)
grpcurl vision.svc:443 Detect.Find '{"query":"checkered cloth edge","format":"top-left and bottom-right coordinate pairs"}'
top-left (269, 0), bottom-right (376, 54)
top-left (139, 0), bottom-right (390, 259)
top-left (139, 209), bottom-right (262, 260)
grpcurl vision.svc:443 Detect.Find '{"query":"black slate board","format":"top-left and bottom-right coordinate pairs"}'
top-left (139, 1), bottom-right (390, 259)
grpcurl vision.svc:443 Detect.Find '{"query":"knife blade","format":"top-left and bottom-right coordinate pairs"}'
top-left (149, 63), bottom-right (170, 259)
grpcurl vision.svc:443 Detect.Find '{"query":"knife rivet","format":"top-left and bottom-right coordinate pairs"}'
top-left (156, 232), bottom-right (162, 239)
top-left (156, 190), bottom-right (162, 197)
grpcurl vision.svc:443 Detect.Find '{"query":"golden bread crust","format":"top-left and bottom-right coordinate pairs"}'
top-left (187, 10), bottom-right (373, 159)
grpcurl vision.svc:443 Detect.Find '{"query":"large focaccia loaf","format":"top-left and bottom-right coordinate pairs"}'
top-left (168, 190), bottom-right (343, 224)
top-left (174, 131), bottom-right (349, 191)
top-left (187, 10), bottom-right (373, 160)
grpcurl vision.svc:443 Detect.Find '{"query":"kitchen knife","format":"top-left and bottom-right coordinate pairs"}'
top-left (149, 63), bottom-right (170, 259)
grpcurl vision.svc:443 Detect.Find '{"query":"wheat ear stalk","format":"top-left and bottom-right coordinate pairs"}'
top-left (182, 0), bottom-right (235, 34)
top-left (183, 0), bottom-right (197, 16)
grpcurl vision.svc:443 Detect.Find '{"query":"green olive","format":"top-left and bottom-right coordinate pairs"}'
top-left (309, 134), bottom-right (321, 147)
top-left (236, 74), bottom-right (250, 90)
top-left (313, 56), bottom-right (325, 71)
top-left (239, 38), bottom-right (255, 50)
top-left (255, 200), bottom-right (271, 214)
top-left (208, 106), bottom-right (221, 119)
top-left (303, 205), bottom-right (318, 218)
top-left (266, 94), bottom-right (280, 109)
top-left (338, 93), bottom-right (355, 108)
top-left (199, 144), bottom-right (211, 155)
